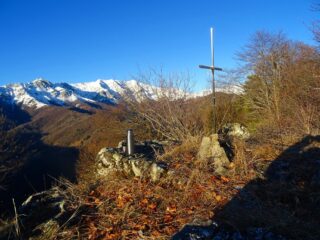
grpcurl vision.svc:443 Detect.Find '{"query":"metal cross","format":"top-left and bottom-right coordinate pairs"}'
top-left (199, 27), bottom-right (223, 134)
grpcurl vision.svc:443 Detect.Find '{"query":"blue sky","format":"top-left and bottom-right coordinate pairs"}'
top-left (0, 0), bottom-right (318, 90)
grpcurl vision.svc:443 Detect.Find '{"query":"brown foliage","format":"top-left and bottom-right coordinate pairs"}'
top-left (240, 31), bottom-right (320, 137)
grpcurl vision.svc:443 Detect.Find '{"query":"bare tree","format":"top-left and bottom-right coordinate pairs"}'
top-left (312, 3), bottom-right (320, 43)
top-left (239, 31), bottom-right (320, 136)
top-left (238, 31), bottom-right (290, 135)
top-left (126, 70), bottom-right (202, 141)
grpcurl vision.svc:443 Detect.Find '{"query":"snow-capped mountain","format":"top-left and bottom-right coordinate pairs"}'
top-left (191, 85), bottom-right (243, 98)
top-left (0, 79), bottom-right (162, 109)
top-left (0, 78), bottom-right (242, 109)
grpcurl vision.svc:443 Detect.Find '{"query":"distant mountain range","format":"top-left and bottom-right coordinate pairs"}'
top-left (0, 78), bottom-right (242, 109)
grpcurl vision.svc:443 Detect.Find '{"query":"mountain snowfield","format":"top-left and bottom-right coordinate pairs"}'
top-left (0, 78), bottom-right (242, 109)
top-left (0, 79), bottom-right (159, 109)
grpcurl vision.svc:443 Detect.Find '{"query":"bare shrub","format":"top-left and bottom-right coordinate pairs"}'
top-left (239, 31), bottom-right (320, 137)
top-left (127, 70), bottom-right (202, 141)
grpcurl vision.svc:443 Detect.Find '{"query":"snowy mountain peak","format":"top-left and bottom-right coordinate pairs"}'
top-left (0, 79), bottom-right (159, 109)
top-left (0, 79), bottom-right (242, 109)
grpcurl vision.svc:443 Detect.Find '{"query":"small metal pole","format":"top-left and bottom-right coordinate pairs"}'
top-left (127, 129), bottom-right (135, 156)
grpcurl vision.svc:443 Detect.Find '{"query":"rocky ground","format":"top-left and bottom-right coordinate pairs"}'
top-left (1, 124), bottom-right (320, 239)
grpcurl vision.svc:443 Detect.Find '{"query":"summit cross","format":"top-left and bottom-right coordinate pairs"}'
top-left (199, 27), bottom-right (223, 133)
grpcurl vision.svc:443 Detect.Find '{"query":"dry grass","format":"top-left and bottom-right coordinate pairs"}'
top-left (4, 132), bottom-right (319, 239)
top-left (24, 137), bottom-right (256, 240)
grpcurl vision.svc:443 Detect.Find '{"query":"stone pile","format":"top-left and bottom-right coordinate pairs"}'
top-left (96, 140), bottom-right (168, 181)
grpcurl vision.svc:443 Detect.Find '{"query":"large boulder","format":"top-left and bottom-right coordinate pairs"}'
top-left (96, 141), bottom-right (168, 181)
top-left (197, 134), bottom-right (230, 175)
top-left (219, 123), bottom-right (250, 140)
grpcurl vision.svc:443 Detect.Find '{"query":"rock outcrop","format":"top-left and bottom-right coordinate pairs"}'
top-left (96, 141), bottom-right (168, 181)
top-left (172, 219), bottom-right (218, 240)
top-left (197, 123), bottom-right (250, 175)
top-left (6, 188), bottom-right (73, 240)
top-left (219, 123), bottom-right (250, 162)
top-left (197, 134), bottom-right (231, 175)
top-left (172, 220), bottom-right (286, 240)
top-left (219, 123), bottom-right (250, 140)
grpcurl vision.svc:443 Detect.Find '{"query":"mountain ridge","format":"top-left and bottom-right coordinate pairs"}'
top-left (0, 78), bottom-right (242, 109)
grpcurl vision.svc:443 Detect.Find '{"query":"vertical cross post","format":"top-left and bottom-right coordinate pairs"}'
top-left (199, 27), bottom-right (223, 134)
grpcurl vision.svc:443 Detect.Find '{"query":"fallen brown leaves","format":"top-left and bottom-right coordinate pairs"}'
top-left (74, 168), bottom-right (253, 239)
top-left (56, 140), bottom-right (258, 239)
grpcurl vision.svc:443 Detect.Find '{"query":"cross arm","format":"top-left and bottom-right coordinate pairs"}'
top-left (199, 65), bottom-right (223, 71)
